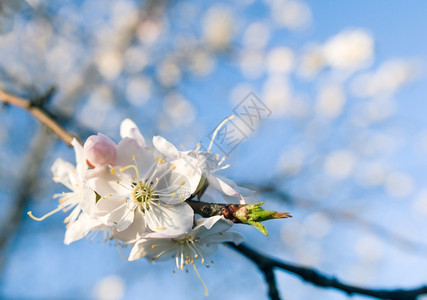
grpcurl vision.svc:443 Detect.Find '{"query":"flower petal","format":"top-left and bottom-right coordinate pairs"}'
top-left (128, 238), bottom-right (175, 261)
top-left (51, 158), bottom-right (76, 190)
top-left (113, 212), bottom-right (147, 243)
top-left (86, 167), bottom-right (130, 196)
top-left (208, 175), bottom-right (247, 204)
top-left (64, 214), bottom-right (103, 245)
top-left (193, 216), bottom-right (233, 236)
top-left (71, 138), bottom-right (87, 179)
top-left (145, 202), bottom-right (193, 235)
top-left (120, 119), bottom-right (145, 147)
top-left (152, 135), bottom-right (180, 160)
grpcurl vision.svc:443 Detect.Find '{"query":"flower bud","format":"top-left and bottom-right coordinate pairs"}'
top-left (84, 133), bottom-right (116, 168)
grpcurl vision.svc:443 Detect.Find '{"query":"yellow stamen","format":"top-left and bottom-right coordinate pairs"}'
top-left (156, 157), bottom-right (165, 164)
top-left (171, 193), bottom-right (176, 197)
top-left (110, 168), bottom-right (116, 175)
top-left (119, 164), bottom-right (141, 181)
top-left (170, 164), bottom-right (176, 170)
top-left (179, 180), bottom-right (185, 185)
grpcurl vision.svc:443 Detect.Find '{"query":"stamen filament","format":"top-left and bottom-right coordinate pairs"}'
top-left (207, 115), bottom-right (235, 153)
top-left (192, 263), bottom-right (209, 296)
top-left (27, 205), bottom-right (65, 221)
top-left (119, 164), bottom-right (141, 181)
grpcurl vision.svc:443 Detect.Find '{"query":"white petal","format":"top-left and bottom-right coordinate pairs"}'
top-left (71, 139), bottom-right (87, 179)
top-left (171, 158), bottom-right (202, 194)
top-left (152, 136), bottom-right (180, 160)
top-left (64, 214), bottom-right (103, 245)
top-left (208, 175), bottom-right (246, 204)
top-left (114, 212), bottom-right (147, 243)
top-left (79, 185), bottom-right (97, 216)
top-left (116, 138), bottom-right (156, 177)
top-left (145, 203), bottom-right (193, 235)
top-left (129, 238), bottom-right (175, 261)
top-left (194, 216), bottom-right (233, 236)
top-left (120, 119), bottom-right (145, 147)
top-left (116, 137), bottom-right (142, 167)
top-left (86, 167), bottom-right (130, 196)
top-left (104, 202), bottom-right (135, 231)
top-left (51, 158), bottom-right (75, 190)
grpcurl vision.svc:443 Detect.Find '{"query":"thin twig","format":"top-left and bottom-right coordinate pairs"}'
top-left (256, 184), bottom-right (427, 256)
top-left (229, 243), bottom-right (427, 300)
top-left (0, 89), bottom-right (75, 146)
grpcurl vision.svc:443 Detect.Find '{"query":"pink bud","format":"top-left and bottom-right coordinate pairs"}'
top-left (84, 133), bottom-right (116, 168)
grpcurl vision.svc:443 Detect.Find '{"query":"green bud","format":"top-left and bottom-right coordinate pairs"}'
top-left (234, 201), bottom-right (292, 235)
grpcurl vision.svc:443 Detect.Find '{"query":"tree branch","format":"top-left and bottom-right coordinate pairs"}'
top-left (7, 86), bottom-right (427, 300)
top-left (0, 128), bottom-right (52, 273)
top-left (229, 243), bottom-right (427, 300)
top-left (0, 89), bottom-right (75, 146)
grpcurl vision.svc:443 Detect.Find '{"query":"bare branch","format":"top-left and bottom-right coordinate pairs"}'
top-left (0, 89), bottom-right (75, 146)
top-left (229, 243), bottom-right (427, 300)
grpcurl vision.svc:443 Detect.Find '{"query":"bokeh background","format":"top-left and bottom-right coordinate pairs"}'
top-left (1, 0), bottom-right (427, 299)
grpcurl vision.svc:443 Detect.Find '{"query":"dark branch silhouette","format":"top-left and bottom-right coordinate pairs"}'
top-left (229, 243), bottom-right (427, 300)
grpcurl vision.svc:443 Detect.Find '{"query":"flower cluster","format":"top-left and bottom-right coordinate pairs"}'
top-left (29, 118), bottom-right (256, 294)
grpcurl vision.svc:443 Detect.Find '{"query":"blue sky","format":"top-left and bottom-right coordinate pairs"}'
top-left (1, 1), bottom-right (427, 299)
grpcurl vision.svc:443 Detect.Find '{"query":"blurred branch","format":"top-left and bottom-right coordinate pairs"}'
top-left (255, 183), bottom-right (427, 256)
top-left (0, 88), bottom-right (75, 146)
top-left (229, 243), bottom-right (427, 300)
top-left (0, 128), bottom-right (52, 273)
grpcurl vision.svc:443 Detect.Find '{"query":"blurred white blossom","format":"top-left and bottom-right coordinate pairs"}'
top-left (203, 5), bottom-right (234, 50)
top-left (94, 275), bottom-right (125, 300)
top-left (351, 59), bottom-right (418, 98)
top-left (322, 29), bottom-right (374, 70)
